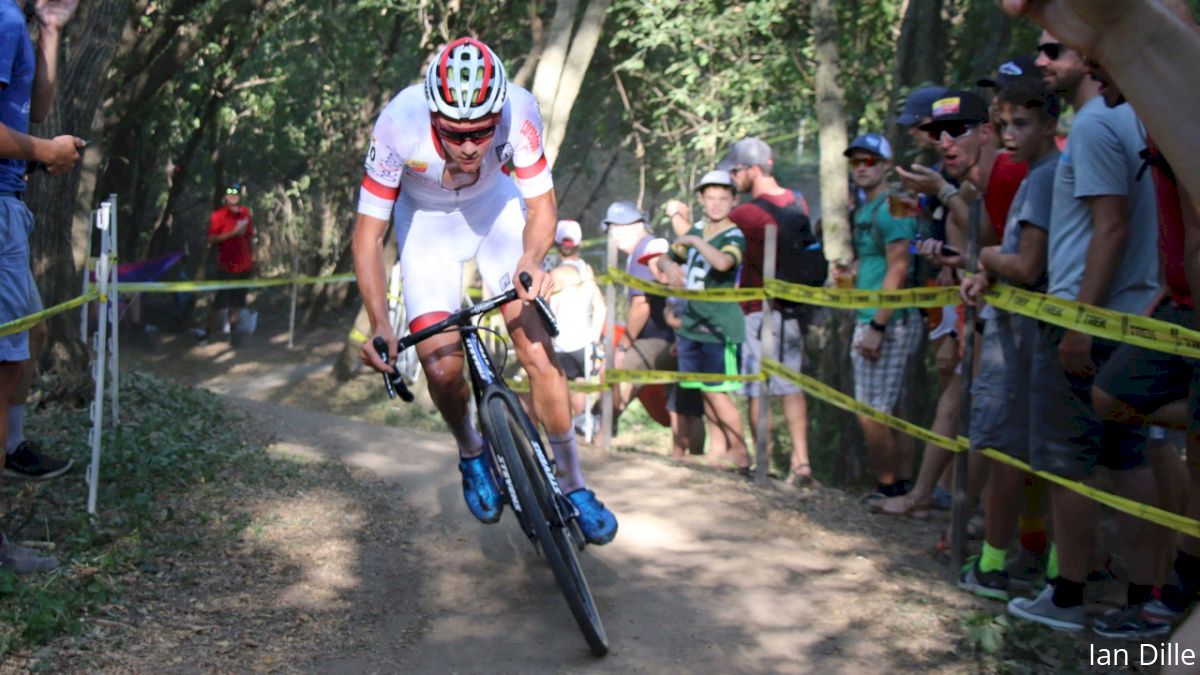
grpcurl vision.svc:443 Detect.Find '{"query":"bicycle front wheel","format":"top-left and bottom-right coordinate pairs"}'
top-left (486, 395), bottom-right (608, 657)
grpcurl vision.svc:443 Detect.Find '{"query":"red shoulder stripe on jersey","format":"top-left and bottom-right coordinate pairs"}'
top-left (513, 155), bottom-right (548, 180)
top-left (409, 311), bottom-right (451, 333)
top-left (362, 176), bottom-right (400, 201)
top-left (430, 124), bottom-right (446, 160)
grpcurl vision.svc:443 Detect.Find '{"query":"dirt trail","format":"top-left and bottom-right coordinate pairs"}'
top-left (98, 313), bottom-right (981, 672)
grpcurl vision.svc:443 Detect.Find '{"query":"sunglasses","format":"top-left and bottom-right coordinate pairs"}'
top-left (1037, 42), bottom-right (1064, 60)
top-left (436, 123), bottom-right (498, 145)
top-left (926, 122), bottom-right (977, 142)
top-left (225, 188), bottom-right (240, 195)
top-left (849, 156), bottom-right (880, 168)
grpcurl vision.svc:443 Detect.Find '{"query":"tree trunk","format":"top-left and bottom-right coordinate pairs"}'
top-left (810, 0), bottom-right (851, 267)
top-left (887, 0), bottom-right (945, 157)
top-left (530, 0), bottom-right (612, 168)
top-left (27, 0), bottom-right (130, 368)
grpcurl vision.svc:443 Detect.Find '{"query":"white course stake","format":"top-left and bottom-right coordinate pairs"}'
top-left (87, 204), bottom-right (111, 515)
top-left (106, 196), bottom-right (120, 426)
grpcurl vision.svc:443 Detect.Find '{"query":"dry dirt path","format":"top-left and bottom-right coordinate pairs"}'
top-left (100, 314), bottom-right (984, 673)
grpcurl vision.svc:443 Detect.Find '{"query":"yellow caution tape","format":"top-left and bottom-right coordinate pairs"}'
top-left (505, 378), bottom-right (609, 394)
top-left (985, 283), bottom-right (1200, 360)
top-left (766, 279), bottom-right (960, 309)
top-left (116, 273), bottom-right (356, 293)
top-left (761, 358), bottom-right (1200, 539)
top-left (348, 327), bottom-right (369, 344)
top-left (0, 289), bottom-right (102, 338)
top-left (607, 268), bottom-right (764, 303)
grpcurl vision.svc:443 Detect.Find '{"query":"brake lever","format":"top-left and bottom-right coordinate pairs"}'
top-left (373, 336), bottom-right (414, 402)
top-left (518, 271), bottom-right (559, 338)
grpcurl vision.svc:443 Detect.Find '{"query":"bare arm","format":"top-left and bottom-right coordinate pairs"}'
top-left (515, 189), bottom-right (558, 300)
top-left (685, 236), bottom-right (737, 272)
top-left (29, 0), bottom-right (77, 123)
top-left (1076, 195), bottom-right (1129, 307)
top-left (871, 241), bottom-right (911, 326)
top-left (621, 296), bottom-right (651, 348)
top-left (978, 225), bottom-right (1049, 287)
top-left (352, 212), bottom-right (394, 370)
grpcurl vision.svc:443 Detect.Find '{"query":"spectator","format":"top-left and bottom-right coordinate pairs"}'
top-left (0, 0), bottom-right (83, 575)
top-left (198, 182), bottom-right (255, 347)
top-left (641, 237), bottom-right (706, 458)
top-left (844, 133), bottom-right (923, 501)
top-left (957, 83), bottom-right (1061, 602)
top-left (1084, 51), bottom-right (1200, 639)
top-left (896, 85), bottom-right (949, 167)
top-left (1006, 29), bottom-right (1161, 633)
top-left (604, 201), bottom-right (676, 433)
top-left (657, 170), bottom-right (750, 473)
top-left (547, 219), bottom-right (606, 434)
top-left (710, 137), bottom-right (817, 486)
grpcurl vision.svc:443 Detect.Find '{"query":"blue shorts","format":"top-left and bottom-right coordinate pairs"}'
top-left (0, 196), bottom-right (37, 363)
top-left (677, 336), bottom-right (741, 393)
top-left (970, 312), bottom-right (1037, 460)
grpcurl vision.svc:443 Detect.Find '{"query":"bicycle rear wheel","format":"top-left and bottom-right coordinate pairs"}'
top-left (486, 395), bottom-right (608, 656)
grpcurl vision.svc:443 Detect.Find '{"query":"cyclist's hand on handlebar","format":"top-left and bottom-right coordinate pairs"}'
top-left (514, 258), bottom-right (553, 303)
top-left (360, 325), bottom-right (398, 373)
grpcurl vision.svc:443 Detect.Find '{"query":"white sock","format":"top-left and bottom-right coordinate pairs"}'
top-left (548, 430), bottom-right (585, 493)
top-left (450, 419), bottom-right (485, 459)
top-left (7, 405), bottom-right (25, 454)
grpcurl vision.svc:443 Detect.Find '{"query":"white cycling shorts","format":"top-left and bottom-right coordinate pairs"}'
top-left (394, 179), bottom-right (527, 327)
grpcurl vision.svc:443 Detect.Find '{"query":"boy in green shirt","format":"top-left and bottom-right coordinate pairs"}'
top-left (659, 170), bottom-right (750, 472)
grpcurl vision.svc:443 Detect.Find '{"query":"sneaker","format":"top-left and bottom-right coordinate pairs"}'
top-left (458, 454), bottom-right (503, 524)
top-left (566, 488), bottom-right (618, 545)
top-left (959, 556), bottom-right (1010, 601)
top-left (5, 441), bottom-right (73, 481)
top-left (0, 534), bottom-right (57, 575)
top-left (1007, 547), bottom-right (1048, 587)
top-left (1007, 584), bottom-right (1085, 632)
top-left (1092, 603), bottom-right (1173, 640)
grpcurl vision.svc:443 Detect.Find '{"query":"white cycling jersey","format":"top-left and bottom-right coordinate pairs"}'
top-left (358, 83), bottom-right (552, 217)
top-left (356, 83), bottom-right (554, 325)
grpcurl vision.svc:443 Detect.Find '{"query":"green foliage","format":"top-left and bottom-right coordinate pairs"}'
top-left (0, 373), bottom-right (296, 657)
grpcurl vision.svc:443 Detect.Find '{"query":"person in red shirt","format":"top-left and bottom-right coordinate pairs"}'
top-left (199, 182), bottom-right (255, 345)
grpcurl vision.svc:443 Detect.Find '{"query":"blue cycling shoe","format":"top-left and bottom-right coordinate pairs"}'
top-left (566, 488), bottom-right (618, 545)
top-left (459, 454), bottom-right (503, 524)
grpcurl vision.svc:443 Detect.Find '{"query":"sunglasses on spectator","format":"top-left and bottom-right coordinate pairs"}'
top-left (849, 156), bottom-right (881, 168)
top-left (1037, 42), bottom-right (1064, 60)
top-left (225, 187), bottom-right (240, 195)
top-left (926, 122), bottom-right (977, 142)
top-left (436, 123), bottom-right (498, 145)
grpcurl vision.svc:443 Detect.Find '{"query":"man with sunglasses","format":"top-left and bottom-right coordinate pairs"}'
top-left (352, 37), bottom-right (617, 545)
top-left (845, 133), bottom-right (923, 502)
top-left (199, 182), bottom-right (255, 346)
top-left (1004, 30), bottom-right (1160, 634)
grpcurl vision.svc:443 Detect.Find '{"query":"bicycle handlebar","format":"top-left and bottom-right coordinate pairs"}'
top-left (380, 271), bottom-right (559, 402)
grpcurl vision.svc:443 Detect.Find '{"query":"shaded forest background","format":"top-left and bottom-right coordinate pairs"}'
top-left (23, 0), bottom-right (1199, 482)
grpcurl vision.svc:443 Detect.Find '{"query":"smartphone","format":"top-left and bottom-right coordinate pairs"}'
top-left (909, 240), bottom-right (961, 257)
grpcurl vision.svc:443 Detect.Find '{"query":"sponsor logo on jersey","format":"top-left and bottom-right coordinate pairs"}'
top-left (405, 159), bottom-right (429, 173)
top-left (520, 120), bottom-right (541, 153)
top-left (495, 142), bottom-right (514, 165)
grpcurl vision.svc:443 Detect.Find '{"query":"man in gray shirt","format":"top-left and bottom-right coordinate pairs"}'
top-left (1007, 30), bottom-right (1160, 633)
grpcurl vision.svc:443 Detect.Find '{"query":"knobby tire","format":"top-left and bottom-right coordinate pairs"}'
top-left (486, 396), bottom-right (608, 657)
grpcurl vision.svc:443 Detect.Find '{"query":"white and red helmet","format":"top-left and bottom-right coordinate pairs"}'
top-left (424, 37), bottom-right (508, 121)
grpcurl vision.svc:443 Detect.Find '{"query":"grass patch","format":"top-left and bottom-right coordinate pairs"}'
top-left (0, 371), bottom-right (306, 659)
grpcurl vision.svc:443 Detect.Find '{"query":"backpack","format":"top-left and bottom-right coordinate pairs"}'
top-left (750, 196), bottom-right (828, 291)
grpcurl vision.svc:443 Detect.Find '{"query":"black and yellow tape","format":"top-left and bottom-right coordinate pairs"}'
top-left (761, 358), bottom-right (1200, 539)
top-left (0, 289), bottom-right (102, 338)
top-left (116, 273), bottom-right (356, 293)
top-left (765, 279), bottom-right (959, 309)
top-left (606, 268), bottom-right (764, 302)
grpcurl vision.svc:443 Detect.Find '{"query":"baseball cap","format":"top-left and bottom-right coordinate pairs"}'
top-left (919, 90), bottom-right (989, 131)
top-left (716, 137), bottom-right (772, 171)
top-left (636, 238), bottom-right (669, 265)
top-left (977, 55), bottom-right (1040, 90)
top-left (896, 85), bottom-right (949, 126)
top-left (555, 219), bottom-right (582, 246)
top-left (602, 201), bottom-right (644, 228)
top-left (694, 169), bottom-right (735, 193)
top-left (843, 133), bottom-right (893, 161)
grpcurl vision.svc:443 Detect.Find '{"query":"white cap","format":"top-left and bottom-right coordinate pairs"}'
top-left (695, 169), bottom-right (735, 193)
top-left (555, 219), bottom-right (582, 246)
top-left (636, 237), bottom-right (669, 265)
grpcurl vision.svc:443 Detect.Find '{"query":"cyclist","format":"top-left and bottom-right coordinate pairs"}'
top-left (351, 37), bottom-right (617, 545)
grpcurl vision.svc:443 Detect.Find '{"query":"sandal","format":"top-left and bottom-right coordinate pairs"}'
top-left (868, 493), bottom-right (931, 519)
